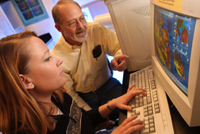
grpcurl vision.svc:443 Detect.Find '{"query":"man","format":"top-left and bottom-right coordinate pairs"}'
top-left (51, 0), bottom-right (129, 120)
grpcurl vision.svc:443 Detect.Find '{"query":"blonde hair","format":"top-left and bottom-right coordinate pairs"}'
top-left (52, 0), bottom-right (81, 24)
top-left (0, 32), bottom-right (64, 134)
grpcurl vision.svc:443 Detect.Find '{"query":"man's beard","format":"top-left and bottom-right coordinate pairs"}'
top-left (71, 28), bottom-right (87, 43)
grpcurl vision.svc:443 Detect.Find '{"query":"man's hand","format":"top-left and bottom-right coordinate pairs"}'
top-left (111, 55), bottom-right (129, 71)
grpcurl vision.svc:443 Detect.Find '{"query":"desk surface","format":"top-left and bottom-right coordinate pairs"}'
top-left (119, 69), bottom-right (200, 134)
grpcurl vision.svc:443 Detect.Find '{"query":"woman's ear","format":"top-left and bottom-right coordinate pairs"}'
top-left (19, 74), bottom-right (34, 89)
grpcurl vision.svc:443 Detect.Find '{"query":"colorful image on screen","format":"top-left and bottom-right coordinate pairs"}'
top-left (176, 18), bottom-right (190, 44)
top-left (154, 6), bottom-right (196, 95)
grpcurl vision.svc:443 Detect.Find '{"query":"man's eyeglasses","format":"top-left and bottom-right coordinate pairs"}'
top-left (67, 16), bottom-right (86, 28)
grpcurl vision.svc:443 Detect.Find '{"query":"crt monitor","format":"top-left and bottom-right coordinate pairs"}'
top-left (150, 0), bottom-right (200, 126)
top-left (103, 0), bottom-right (152, 72)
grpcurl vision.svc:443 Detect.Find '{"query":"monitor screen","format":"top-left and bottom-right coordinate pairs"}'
top-left (154, 6), bottom-right (196, 95)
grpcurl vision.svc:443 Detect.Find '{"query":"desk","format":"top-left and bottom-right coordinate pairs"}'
top-left (119, 69), bottom-right (200, 134)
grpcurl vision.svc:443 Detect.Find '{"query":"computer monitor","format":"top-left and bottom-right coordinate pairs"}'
top-left (150, 0), bottom-right (200, 126)
top-left (103, 0), bottom-right (152, 71)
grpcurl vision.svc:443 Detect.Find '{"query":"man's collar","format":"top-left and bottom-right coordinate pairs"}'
top-left (61, 35), bottom-right (83, 50)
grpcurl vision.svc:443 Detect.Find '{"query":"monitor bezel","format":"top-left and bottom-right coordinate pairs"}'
top-left (153, 5), bottom-right (196, 96)
top-left (151, 1), bottom-right (200, 126)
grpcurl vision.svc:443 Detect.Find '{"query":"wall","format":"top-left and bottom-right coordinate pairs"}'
top-left (81, 0), bottom-right (109, 20)
top-left (1, 0), bottom-right (60, 45)
top-left (34, 0), bottom-right (61, 42)
top-left (1, 1), bottom-right (22, 29)
top-left (74, 0), bottom-right (96, 6)
top-left (0, 0), bottom-right (109, 50)
top-left (53, 0), bottom-right (109, 20)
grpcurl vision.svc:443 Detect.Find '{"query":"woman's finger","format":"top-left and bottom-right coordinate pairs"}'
top-left (120, 115), bottom-right (138, 127)
top-left (121, 116), bottom-right (144, 133)
top-left (127, 84), bottom-right (136, 92)
top-left (129, 89), bottom-right (147, 97)
top-left (125, 124), bottom-right (144, 134)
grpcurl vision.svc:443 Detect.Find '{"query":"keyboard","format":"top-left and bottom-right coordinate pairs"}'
top-left (127, 65), bottom-right (174, 134)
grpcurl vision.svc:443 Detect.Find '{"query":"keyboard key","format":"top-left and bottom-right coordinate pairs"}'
top-left (149, 127), bottom-right (156, 133)
top-left (148, 110), bottom-right (153, 115)
top-left (150, 123), bottom-right (154, 128)
top-left (155, 108), bottom-right (160, 113)
top-left (140, 128), bottom-right (149, 134)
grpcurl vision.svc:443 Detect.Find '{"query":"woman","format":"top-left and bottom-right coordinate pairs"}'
top-left (0, 31), bottom-right (146, 134)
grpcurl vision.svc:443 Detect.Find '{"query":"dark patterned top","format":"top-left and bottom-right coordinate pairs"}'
top-left (48, 93), bottom-right (106, 134)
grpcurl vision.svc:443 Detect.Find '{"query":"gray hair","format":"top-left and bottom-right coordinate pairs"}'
top-left (52, 0), bottom-right (81, 24)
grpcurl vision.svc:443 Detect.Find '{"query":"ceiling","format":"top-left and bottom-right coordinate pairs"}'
top-left (0, 0), bottom-right (96, 6)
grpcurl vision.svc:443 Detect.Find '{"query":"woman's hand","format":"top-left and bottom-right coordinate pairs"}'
top-left (98, 84), bottom-right (146, 118)
top-left (111, 115), bottom-right (144, 134)
top-left (109, 84), bottom-right (147, 111)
